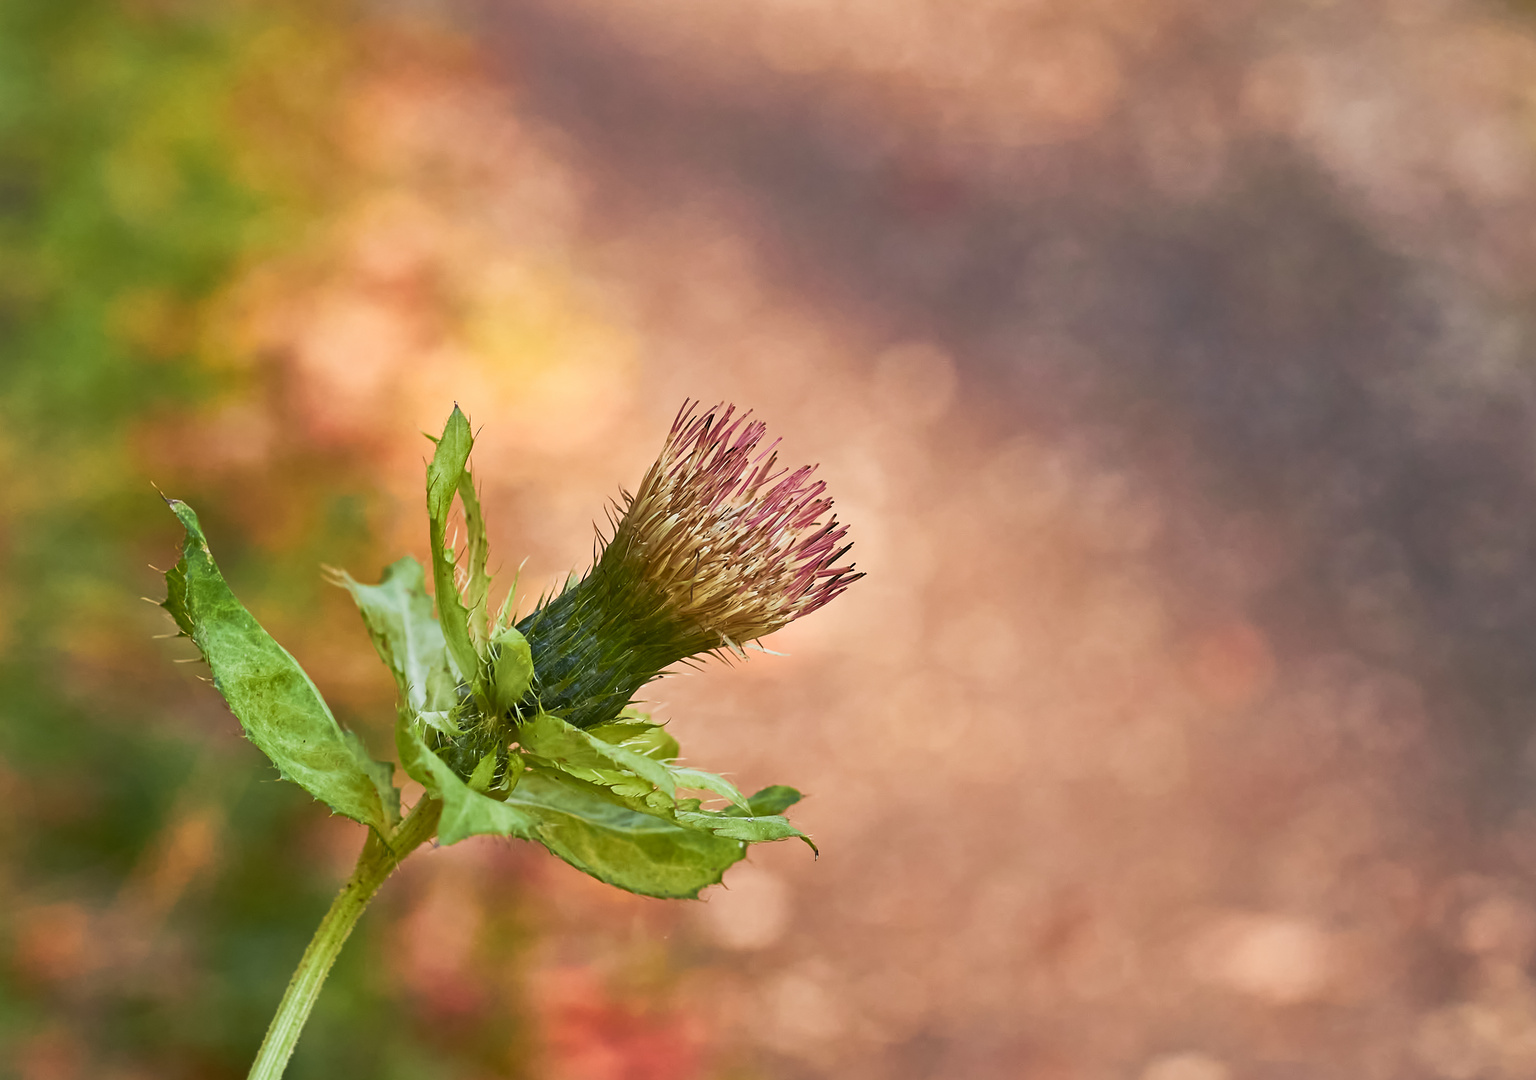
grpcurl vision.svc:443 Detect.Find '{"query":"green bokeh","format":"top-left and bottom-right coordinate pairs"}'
top-left (0, 3), bottom-right (530, 1075)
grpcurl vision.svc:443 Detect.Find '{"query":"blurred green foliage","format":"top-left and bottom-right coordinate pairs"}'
top-left (0, 3), bottom-right (530, 1076)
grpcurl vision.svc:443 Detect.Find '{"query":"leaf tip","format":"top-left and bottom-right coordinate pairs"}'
top-left (320, 564), bottom-right (355, 590)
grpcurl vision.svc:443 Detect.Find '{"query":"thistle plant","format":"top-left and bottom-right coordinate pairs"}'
top-left (158, 402), bottom-right (859, 1080)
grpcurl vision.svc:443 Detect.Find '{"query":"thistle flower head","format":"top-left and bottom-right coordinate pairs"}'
top-left (611, 401), bottom-right (859, 645)
top-left (516, 401), bottom-right (861, 728)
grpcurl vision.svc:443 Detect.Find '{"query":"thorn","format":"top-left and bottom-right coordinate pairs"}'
top-left (151, 632), bottom-right (179, 640)
top-left (140, 596), bottom-right (163, 605)
top-left (147, 563), bottom-right (163, 573)
top-left (172, 657), bottom-right (202, 664)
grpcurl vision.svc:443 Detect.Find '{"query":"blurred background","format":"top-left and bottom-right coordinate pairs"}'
top-left (9, 0), bottom-right (1536, 1076)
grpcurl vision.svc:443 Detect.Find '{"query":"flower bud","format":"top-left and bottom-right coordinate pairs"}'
top-left (517, 402), bottom-right (861, 728)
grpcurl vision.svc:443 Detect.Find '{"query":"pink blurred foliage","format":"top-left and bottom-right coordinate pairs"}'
top-left (538, 967), bottom-right (704, 1080)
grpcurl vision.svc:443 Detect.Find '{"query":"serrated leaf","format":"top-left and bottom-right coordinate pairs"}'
top-left (517, 715), bottom-right (812, 853)
top-left (736, 785), bottom-right (805, 818)
top-left (426, 406), bottom-right (487, 704)
top-left (491, 568), bottom-right (520, 638)
top-left (517, 710), bottom-right (677, 800)
top-left (418, 709), bottom-right (464, 738)
top-left (673, 807), bottom-right (810, 845)
top-left (330, 557), bottom-right (457, 715)
top-left (398, 714), bottom-right (755, 896)
top-left (502, 748), bottom-right (525, 791)
top-left (162, 500), bottom-right (399, 834)
top-left (490, 626), bottom-right (533, 716)
top-left (466, 751), bottom-right (499, 793)
top-left (457, 471), bottom-right (492, 650)
top-left (669, 781), bottom-right (812, 849)
top-left (574, 717), bottom-right (766, 816)
top-left (585, 717), bottom-right (681, 762)
top-left (667, 766), bottom-right (751, 812)
top-left (520, 713), bottom-right (812, 846)
top-left (396, 710), bottom-right (536, 846)
top-left (504, 768), bottom-right (746, 898)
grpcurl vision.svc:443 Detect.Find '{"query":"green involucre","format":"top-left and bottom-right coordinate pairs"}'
top-left (514, 557), bottom-right (715, 730)
top-left (396, 709), bottom-right (536, 847)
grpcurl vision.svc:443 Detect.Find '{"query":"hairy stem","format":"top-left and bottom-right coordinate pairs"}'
top-left (246, 795), bottom-right (443, 1080)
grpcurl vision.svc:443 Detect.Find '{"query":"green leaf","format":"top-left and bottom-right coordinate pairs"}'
top-left (328, 557), bottom-right (457, 715)
top-left (560, 715), bottom-right (771, 816)
top-left (673, 807), bottom-right (810, 845)
top-left (516, 712), bottom-right (814, 851)
top-left (490, 566), bottom-right (521, 639)
top-left (503, 748), bottom-right (526, 790)
top-left (737, 785), bottom-right (805, 818)
top-left (517, 710), bottom-right (677, 802)
top-left (396, 710), bottom-right (536, 846)
top-left (504, 769), bottom-right (747, 898)
top-left (667, 766), bottom-right (751, 812)
top-left (457, 471), bottom-right (492, 651)
top-left (162, 500), bottom-right (399, 834)
top-left (396, 711), bottom-right (764, 895)
top-left (489, 626), bottom-right (533, 716)
top-left (586, 716), bottom-right (681, 762)
top-left (466, 751), bottom-right (500, 794)
top-left (426, 406), bottom-right (487, 703)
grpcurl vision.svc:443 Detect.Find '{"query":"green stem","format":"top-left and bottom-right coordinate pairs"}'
top-left (246, 796), bottom-right (443, 1080)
